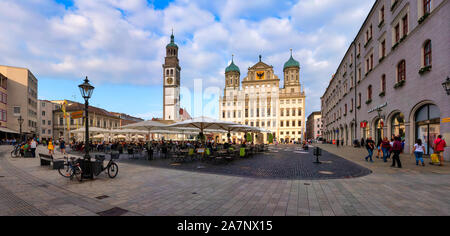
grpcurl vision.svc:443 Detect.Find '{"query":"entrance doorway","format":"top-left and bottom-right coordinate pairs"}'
top-left (375, 119), bottom-right (384, 142)
top-left (391, 113), bottom-right (405, 140)
top-left (415, 104), bottom-right (440, 155)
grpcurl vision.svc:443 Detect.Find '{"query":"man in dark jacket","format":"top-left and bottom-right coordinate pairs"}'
top-left (391, 136), bottom-right (402, 168)
top-left (365, 137), bottom-right (375, 162)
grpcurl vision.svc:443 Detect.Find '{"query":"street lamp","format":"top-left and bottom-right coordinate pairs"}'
top-left (78, 76), bottom-right (94, 161)
top-left (17, 115), bottom-right (24, 142)
top-left (376, 107), bottom-right (385, 140)
top-left (443, 77), bottom-right (450, 95)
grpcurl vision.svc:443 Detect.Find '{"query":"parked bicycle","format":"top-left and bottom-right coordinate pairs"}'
top-left (10, 144), bottom-right (21, 158)
top-left (94, 154), bottom-right (119, 179)
top-left (58, 156), bottom-right (83, 182)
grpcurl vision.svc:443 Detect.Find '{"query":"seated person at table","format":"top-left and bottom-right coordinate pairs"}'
top-left (22, 140), bottom-right (31, 157)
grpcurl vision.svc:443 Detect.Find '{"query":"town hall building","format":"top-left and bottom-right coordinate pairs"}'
top-left (219, 51), bottom-right (306, 143)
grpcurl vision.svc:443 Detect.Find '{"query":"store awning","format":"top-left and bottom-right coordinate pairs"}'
top-left (0, 127), bottom-right (19, 134)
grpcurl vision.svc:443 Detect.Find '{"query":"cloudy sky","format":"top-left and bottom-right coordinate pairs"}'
top-left (0, 0), bottom-right (375, 120)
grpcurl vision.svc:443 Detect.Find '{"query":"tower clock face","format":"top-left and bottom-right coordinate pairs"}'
top-left (167, 77), bottom-right (173, 85)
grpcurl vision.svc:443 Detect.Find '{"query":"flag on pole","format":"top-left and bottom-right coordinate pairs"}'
top-left (62, 100), bottom-right (68, 118)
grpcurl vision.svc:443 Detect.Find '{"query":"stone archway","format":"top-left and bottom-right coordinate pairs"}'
top-left (386, 109), bottom-right (404, 139)
top-left (409, 100), bottom-right (440, 155)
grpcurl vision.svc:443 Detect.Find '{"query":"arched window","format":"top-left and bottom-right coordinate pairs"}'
top-left (423, 0), bottom-right (431, 15)
top-left (423, 40), bottom-right (432, 67)
top-left (397, 60), bottom-right (406, 82)
top-left (358, 93), bottom-right (361, 107)
top-left (391, 113), bottom-right (405, 139)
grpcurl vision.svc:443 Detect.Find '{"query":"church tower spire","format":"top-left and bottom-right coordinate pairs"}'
top-left (163, 31), bottom-right (181, 121)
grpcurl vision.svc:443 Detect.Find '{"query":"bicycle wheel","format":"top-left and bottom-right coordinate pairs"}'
top-left (11, 150), bottom-right (18, 158)
top-left (58, 164), bottom-right (73, 178)
top-left (107, 162), bottom-right (118, 178)
top-left (74, 166), bottom-right (83, 182)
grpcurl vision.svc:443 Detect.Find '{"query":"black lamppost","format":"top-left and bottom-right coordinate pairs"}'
top-left (18, 115), bottom-right (24, 142)
top-left (78, 76), bottom-right (94, 161)
top-left (443, 77), bottom-right (450, 95)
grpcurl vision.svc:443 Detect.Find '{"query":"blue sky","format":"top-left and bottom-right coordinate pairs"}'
top-left (0, 0), bottom-right (375, 120)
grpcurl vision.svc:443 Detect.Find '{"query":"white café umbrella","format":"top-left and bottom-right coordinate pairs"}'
top-left (111, 129), bottom-right (147, 134)
top-left (114, 134), bottom-right (127, 139)
top-left (122, 120), bottom-right (171, 140)
top-left (168, 116), bottom-right (237, 132)
top-left (92, 134), bottom-right (105, 139)
top-left (122, 120), bottom-right (169, 131)
top-left (70, 127), bottom-right (111, 134)
top-left (229, 124), bottom-right (261, 133)
top-left (168, 116), bottom-right (239, 143)
top-left (132, 135), bottom-right (145, 140)
top-left (256, 127), bottom-right (272, 133)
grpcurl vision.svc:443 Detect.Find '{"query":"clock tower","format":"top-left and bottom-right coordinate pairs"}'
top-left (163, 32), bottom-right (181, 121)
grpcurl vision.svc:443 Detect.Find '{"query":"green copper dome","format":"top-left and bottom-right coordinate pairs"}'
top-left (225, 56), bottom-right (240, 73)
top-left (284, 50), bottom-right (300, 70)
top-left (166, 33), bottom-right (178, 48)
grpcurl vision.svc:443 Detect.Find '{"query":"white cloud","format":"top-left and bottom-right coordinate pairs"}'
top-left (0, 0), bottom-right (376, 118)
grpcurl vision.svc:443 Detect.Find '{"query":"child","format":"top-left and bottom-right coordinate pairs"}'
top-left (48, 138), bottom-right (54, 155)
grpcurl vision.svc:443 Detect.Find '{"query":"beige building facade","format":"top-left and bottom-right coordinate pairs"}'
top-left (306, 111), bottom-right (323, 140)
top-left (219, 52), bottom-right (306, 144)
top-left (51, 100), bottom-right (121, 141)
top-left (0, 73), bottom-right (7, 131)
top-left (37, 100), bottom-right (60, 141)
top-left (0, 65), bottom-right (38, 137)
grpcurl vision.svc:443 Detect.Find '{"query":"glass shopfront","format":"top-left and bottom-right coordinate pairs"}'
top-left (415, 104), bottom-right (440, 155)
top-left (391, 113), bottom-right (405, 140)
top-left (375, 119), bottom-right (384, 141)
top-left (361, 122), bottom-right (370, 139)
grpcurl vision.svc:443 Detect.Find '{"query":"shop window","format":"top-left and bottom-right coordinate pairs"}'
top-left (415, 104), bottom-right (440, 154)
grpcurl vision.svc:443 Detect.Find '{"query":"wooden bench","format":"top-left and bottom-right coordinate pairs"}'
top-left (39, 153), bottom-right (64, 169)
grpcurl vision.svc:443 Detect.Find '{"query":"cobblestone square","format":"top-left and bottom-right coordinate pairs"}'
top-left (1, 144), bottom-right (449, 216)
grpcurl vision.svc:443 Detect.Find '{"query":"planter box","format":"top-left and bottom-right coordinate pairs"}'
top-left (394, 80), bottom-right (406, 89)
top-left (419, 65), bottom-right (432, 75)
top-left (418, 12), bottom-right (430, 24)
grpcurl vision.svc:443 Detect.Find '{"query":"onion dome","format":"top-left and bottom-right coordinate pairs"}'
top-left (284, 49), bottom-right (300, 70)
top-left (225, 55), bottom-right (240, 73)
top-left (166, 32), bottom-right (178, 48)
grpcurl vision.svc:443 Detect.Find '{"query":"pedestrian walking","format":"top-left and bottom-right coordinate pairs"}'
top-left (433, 135), bottom-right (447, 166)
top-left (361, 138), bottom-right (365, 149)
top-left (365, 137), bottom-right (375, 162)
top-left (389, 138), bottom-right (394, 159)
top-left (59, 138), bottom-right (66, 155)
top-left (391, 136), bottom-right (402, 168)
top-left (412, 139), bottom-right (425, 166)
top-left (30, 138), bottom-right (37, 158)
top-left (376, 138), bottom-right (382, 159)
top-left (381, 137), bottom-right (391, 162)
top-left (336, 139), bottom-right (339, 148)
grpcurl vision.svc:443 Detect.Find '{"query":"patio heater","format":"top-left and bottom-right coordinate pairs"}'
top-left (78, 76), bottom-right (95, 179)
